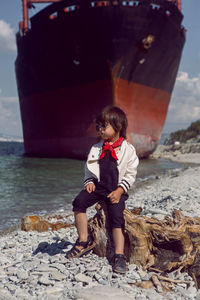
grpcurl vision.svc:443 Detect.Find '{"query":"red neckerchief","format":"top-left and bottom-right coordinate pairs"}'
top-left (99, 137), bottom-right (124, 161)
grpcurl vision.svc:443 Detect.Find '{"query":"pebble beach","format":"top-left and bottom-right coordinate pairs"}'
top-left (1, 152), bottom-right (200, 300)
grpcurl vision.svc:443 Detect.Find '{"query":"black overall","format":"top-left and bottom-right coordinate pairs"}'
top-left (72, 150), bottom-right (128, 228)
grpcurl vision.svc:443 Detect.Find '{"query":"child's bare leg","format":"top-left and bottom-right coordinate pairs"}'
top-left (112, 227), bottom-right (127, 273)
top-left (66, 211), bottom-right (94, 258)
top-left (74, 211), bottom-right (88, 242)
top-left (112, 227), bottom-right (124, 254)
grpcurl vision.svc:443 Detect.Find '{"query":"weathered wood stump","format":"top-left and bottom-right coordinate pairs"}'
top-left (21, 203), bottom-right (200, 289)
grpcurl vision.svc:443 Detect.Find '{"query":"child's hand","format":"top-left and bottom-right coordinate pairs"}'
top-left (85, 182), bottom-right (96, 193)
top-left (107, 187), bottom-right (124, 204)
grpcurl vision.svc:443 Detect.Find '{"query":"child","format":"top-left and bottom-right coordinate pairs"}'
top-left (66, 105), bottom-right (139, 274)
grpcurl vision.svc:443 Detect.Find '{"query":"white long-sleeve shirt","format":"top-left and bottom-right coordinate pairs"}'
top-left (84, 139), bottom-right (139, 193)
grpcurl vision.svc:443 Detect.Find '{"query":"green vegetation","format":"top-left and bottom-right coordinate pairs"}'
top-left (164, 120), bottom-right (200, 145)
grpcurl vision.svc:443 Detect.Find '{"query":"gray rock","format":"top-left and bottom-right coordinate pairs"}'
top-left (0, 256), bottom-right (12, 265)
top-left (86, 264), bottom-right (98, 272)
top-left (135, 296), bottom-right (147, 300)
top-left (118, 283), bottom-right (136, 293)
top-left (5, 283), bottom-right (17, 293)
top-left (127, 264), bottom-right (137, 272)
top-left (14, 288), bottom-right (30, 299)
top-left (0, 288), bottom-right (15, 299)
top-left (26, 274), bottom-right (39, 286)
top-left (50, 270), bottom-right (66, 281)
top-left (74, 286), bottom-right (133, 300)
top-left (98, 279), bottom-right (109, 285)
top-left (137, 269), bottom-right (148, 279)
top-left (74, 273), bottom-right (92, 284)
top-left (3, 241), bottom-right (16, 249)
top-left (145, 290), bottom-right (163, 300)
top-left (9, 275), bottom-right (19, 283)
top-left (51, 262), bottom-right (66, 273)
top-left (17, 270), bottom-right (29, 280)
top-left (35, 264), bottom-right (54, 272)
top-left (5, 266), bottom-right (17, 276)
top-left (187, 285), bottom-right (197, 296)
top-left (127, 270), bottom-right (140, 280)
top-left (38, 275), bottom-right (52, 285)
top-left (98, 265), bottom-right (111, 278)
top-left (195, 292), bottom-right (200, 300)
top-left (94, 273), bottom-right (102, 281)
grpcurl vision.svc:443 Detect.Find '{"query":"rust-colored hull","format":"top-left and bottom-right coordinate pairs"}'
top-left (21, 78), bottom-right (170, 158)
top-left (114, 78), bottom-right (170, 157)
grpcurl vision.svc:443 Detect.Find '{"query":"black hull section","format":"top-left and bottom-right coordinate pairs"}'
top-left (15, 0), bottom-right (185, 158)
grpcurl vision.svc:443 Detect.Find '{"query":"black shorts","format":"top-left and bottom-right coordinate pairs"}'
top-left (72, 186), bottom-right (128, 228)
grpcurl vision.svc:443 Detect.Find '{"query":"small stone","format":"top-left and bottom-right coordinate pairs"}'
top-left (135, 296), bottom-right (147, 300)
top-left (98, 279), bottom-right (108, 285)
top-left (0, 288), bottom-right (14, 298)
top-left (119, 283), bottom-right (135, 293)
top-left (146, 290), bottom-right (163, 300)
top-left (4, 242), bottom-right (15, 249)
top-left (74, 273), bottom-right (92, 284)
top-left (5, 267), bottom-right (17, 276)
top-left (127, 264), bottom-right (137, 272)
top-left (137, 269), bottom-right (148, 278)
top-left (51, 263), bottom-right (66, 273)
top-left (87, 281), bottom-right (99, 288)
top-left (74, 286), bottom-right (132, 300)
top-left (94, 273), bottom-right (102, 281)
top-left (1, 256), bottom-right (12, 265)
top-left (187, 285), bottom-right (197, 295)
top-left (49, 285), bottom-right (64, 292)
top-left (17, 270), bottom-right (29, 280)
top-left (50, 271), bottom-right (66, 281)
top-left (14, 288), bottom-right (30, 298)
top-left (156, 285), bottom-right (163, 293)
top-left (127, 271), bottom-right (140, 280)
top-left (9, 276), bottom-right (19, 283)
top-left (36, 264), bottom-right (53, 272)
top-left (195, 292), bottom-right (200, 300)
top-left (16, 253), bottom-right (24, 261)
top-left (86, 265), bottom-right (98, 272)
top-left (38, 275), bottom-right (52, 285)
top-left (5, 283), bottom-right (17, 294)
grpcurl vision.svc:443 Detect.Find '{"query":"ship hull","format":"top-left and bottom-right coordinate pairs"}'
top-left (15, 0), bottom-right (185, 158)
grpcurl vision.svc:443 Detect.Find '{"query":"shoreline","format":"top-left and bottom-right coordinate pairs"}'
top-left (0, 151), bottom-right (199, 238)
top-left (1, 152), bottom-right (200, 299)
top-left (151, 144), bottom-right (200, 164)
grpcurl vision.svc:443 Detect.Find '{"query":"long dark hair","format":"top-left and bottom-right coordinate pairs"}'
top-left (95, 105), bottom-right (128, 138)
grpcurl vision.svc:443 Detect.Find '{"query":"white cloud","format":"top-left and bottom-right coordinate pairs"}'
top-left (0, 92), bottom-right (22, 137)
top-left (0, 96), bottom-right (18, 103)
top-left (166, 72), bottom-right (200, 127)
top-left (0, 20), bottom-right (17, 53)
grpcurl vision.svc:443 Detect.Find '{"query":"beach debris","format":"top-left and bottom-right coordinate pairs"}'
top-left (88, 203), bottom-right (200, 290)
top-left (21, 202), bottom-right (200, 290)
top-left (21, 215), bottom-right (74, 232)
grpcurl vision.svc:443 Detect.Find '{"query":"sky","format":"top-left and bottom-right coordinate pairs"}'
top-left (0, 0), bottom-right (200, 138)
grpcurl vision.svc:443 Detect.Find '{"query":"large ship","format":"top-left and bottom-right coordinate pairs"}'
top-left (15, 0), bottom-right (185, 159)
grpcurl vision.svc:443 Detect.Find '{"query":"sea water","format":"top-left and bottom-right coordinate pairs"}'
top-left (0, 140), bottom-right (184, 231)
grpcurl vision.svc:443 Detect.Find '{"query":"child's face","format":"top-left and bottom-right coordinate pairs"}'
top-left (97, 122), bottom-right (120, 143)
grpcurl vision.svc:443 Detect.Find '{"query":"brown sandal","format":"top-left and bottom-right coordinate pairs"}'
top-left (65, 236), bottom-right (95, 259)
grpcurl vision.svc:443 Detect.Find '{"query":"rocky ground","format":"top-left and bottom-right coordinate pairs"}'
top-left (1, 153), bottom-right (200, 300)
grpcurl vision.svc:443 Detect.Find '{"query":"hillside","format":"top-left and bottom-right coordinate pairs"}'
top-left (164, 120), bottom-right (200, 145)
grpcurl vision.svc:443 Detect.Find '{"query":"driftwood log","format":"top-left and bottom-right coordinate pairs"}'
top-left (21, 203), bottom-right (200, 290)
top-left (21, 214), bottom-right (74, 232)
